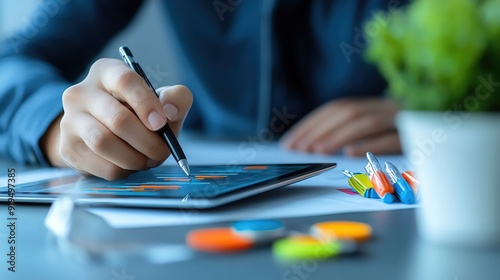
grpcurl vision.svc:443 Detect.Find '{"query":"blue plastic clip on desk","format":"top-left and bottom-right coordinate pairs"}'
top-left (385, 162), bottom-right (416, 204)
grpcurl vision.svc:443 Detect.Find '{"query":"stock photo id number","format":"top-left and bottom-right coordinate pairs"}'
top-left (5, 168), bottom-right (17, 273)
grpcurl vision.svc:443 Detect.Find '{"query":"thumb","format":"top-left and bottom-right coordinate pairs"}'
top-left (156, 85), bottom-right (193, 135)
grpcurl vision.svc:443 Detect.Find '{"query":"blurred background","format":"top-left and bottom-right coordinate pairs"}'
top-left (0, 1), bottom-right (39, 38)
top-left (0, 0), bottom-right (179, 83)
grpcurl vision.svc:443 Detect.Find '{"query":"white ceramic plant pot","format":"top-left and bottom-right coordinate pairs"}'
top-left (397, 111), bottom-right (500, 248)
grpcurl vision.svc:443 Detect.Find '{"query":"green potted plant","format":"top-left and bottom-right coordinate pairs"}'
top-left (365, 0), bottom-right (500, 248)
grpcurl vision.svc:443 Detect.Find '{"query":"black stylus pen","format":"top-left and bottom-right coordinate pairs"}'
top-left (119, 46), bottom-right (191, 177)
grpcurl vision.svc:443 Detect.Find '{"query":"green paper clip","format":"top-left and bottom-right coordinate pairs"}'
top-left (342, 170), bottom-right (379, 198)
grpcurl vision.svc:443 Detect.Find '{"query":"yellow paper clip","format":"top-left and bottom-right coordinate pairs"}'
top-left (342, 170), bottom-right (378, 198)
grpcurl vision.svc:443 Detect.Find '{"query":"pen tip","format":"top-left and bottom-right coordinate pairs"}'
top-left (178, 159), bottom-right (191, 177)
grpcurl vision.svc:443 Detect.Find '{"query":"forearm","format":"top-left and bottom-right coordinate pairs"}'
top-left (0, 0), bottom-right (142, 165)
top-left (0, 56), bottom-right (69, 165)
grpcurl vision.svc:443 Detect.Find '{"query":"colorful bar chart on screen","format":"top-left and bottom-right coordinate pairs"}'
top-left (8, 165), bottom-right (308, 199)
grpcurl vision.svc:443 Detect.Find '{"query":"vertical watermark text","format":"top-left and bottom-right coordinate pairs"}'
top-left (5, 168), bottom-right (17, 273)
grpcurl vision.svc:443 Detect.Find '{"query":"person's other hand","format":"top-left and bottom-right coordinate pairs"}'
top-left (41, 58), bottom-right (193, 180)
top-left (281, 98), bottom-right (400, 156)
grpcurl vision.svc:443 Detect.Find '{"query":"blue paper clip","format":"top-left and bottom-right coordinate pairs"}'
top-left (385, 162), bottom-right (416, 204)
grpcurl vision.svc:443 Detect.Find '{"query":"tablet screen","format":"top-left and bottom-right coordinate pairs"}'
top-left (1, 164), bottom-right (335, 201)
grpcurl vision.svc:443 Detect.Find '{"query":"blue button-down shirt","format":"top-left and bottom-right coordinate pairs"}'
top-left (0, 0), bottom-right (406, 165)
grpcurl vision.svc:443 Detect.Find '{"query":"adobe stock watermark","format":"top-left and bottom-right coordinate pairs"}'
top-left (177, 106), bottom-right (297, 224)
top-left (339, 0), bottom-right (402, 64)
top-left (8, 0), bottom-right (71, 53)
top-left (213, 0), bottom-right (244, 21)
top-left (5, 168), bottom-right (17, 273)
top-left (404, 74), bottom-right (500, 169)
top-left (280, 242), bottom-right (337, 280)
top-left (126, 66), bottom-right (169, 103)
top-left (144, 64), bottom-right (170, 89)
top-left (237, 106), bottom-right (297, 162)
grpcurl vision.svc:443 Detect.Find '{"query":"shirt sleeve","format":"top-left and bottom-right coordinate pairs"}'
top-left (0, 0), bottom-right (142, 165)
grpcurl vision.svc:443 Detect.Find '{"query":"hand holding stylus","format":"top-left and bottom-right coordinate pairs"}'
top-left (119, 46), bottom-right (191, 177)
top-left (41, 58), bottom-right (193, 180)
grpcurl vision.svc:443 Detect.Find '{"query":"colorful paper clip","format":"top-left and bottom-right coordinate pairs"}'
top-left (342, 170), bottom-right (379, 199)
top-left (365, 152), bottom-right (395, 204)
top-left (402, 171), bottom-right (419, 195)
top-left (384, 162), bottom-right (416, 204)
top-left (232, 220), bottom-right (285, 244)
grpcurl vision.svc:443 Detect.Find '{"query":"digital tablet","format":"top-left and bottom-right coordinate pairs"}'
top-left (0, 163), bottom-right (336, 209)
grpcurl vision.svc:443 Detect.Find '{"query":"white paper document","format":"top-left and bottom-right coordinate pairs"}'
top-left (89, 139), bottom-right (417, 228)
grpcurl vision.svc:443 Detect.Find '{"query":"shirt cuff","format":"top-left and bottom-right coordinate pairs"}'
top-left (16, 82), bottom-right (68, 166)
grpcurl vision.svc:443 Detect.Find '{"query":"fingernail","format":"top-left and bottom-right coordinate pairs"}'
top-left (148, 111), bottom-right (166, 130)
top-left (147, 159), bottom-right (160, 168)
top-left (163, 104), bottom-right (179, 121)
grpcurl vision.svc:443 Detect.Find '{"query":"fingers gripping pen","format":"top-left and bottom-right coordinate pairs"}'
top-left (365, 152), bottom-right (395, 204)
top-left (385, 162), bottom-right (416, 204)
